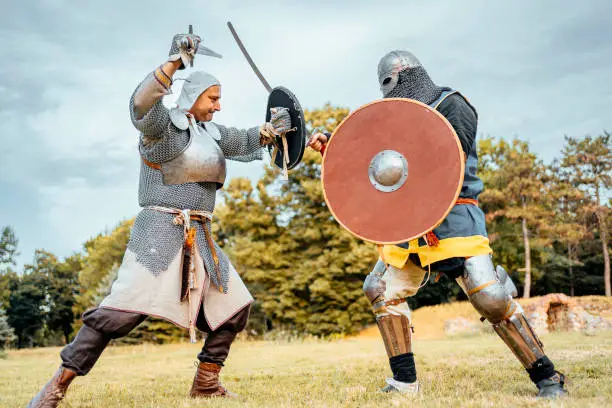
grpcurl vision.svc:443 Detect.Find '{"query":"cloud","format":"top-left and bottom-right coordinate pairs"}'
top-left (38, 177), bottom-right (139, 256)
top-left (1, 0), bottom-right (611, 268)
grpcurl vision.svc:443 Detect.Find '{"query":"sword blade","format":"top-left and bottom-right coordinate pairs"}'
top-left (227, 21), bottom-right (273, 93)
top-left (196, 45), bottom-right (222, 59)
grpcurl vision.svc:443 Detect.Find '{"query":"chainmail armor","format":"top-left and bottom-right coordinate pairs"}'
top-left (137, 163), bottom-right (218, 210)
top-left (127, 209), bottom-right (230, 291)
top-left (126, 74), bottom-right (265, 292)
top-left (385, 67), bottom-right (445, 105)
top-left (130, 74), bottom-right (172, 138)
top-left (216, 124), bottom-right (265, 162)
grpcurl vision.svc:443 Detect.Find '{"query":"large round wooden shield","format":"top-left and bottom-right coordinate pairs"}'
top-left (322, 98), bottom-right (465, 244)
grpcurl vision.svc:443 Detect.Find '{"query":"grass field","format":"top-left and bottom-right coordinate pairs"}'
top-left (2, 329), bottom-right (611, 407)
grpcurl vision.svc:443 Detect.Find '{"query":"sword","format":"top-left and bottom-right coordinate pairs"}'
top-left (182, 24), bottom-right (223, 66)
top-left (227, 21), bottom-right (273, 93)
top-left (189, 24), bottom-right (194, 68)
top-left (228, 22), bottom-right (304, 179)
top-left (227, 23), bottom-right (321, 145)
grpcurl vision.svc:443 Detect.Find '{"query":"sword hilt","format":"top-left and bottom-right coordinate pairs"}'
top-left (188, 24), bottom-right (194, 67)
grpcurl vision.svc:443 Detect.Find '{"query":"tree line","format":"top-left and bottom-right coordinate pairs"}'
top-left (0, 105), bottom-right (609, 351)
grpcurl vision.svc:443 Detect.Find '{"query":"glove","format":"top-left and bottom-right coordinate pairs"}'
top-left (168, 33), bottom-right (202, 70)
top-left (269, 107), bottom-right (292, 135)
top-left (260, 107), bottom-right (293, 145)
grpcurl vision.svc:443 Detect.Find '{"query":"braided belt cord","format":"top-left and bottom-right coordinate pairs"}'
top-left (145, 206), bottom-right (220, 343)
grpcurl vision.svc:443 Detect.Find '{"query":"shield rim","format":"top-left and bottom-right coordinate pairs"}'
top-left (266, 86), bottom-right (306, 171)
top-left (321, 97), bottom-right (466, 245)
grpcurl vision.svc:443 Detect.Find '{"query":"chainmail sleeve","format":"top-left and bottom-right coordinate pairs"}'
top-left (130, 72), bottom-right (190, 164)
top-left (213, 124), bottom-right (264, 159)
top-left (130, 72), bottom-right (171, 139)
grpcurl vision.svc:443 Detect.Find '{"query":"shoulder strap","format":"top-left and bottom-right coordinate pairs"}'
top-left (430, 89), bottom-right (457, 110)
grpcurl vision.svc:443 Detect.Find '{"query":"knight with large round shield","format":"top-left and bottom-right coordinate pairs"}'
top-left (309, 50), bottom-right (567, 398)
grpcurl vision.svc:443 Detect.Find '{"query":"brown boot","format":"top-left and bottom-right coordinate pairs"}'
top-left (189, 362), bottom-right (237, 398)
top-left (27, 366), bottom-right (77, 408)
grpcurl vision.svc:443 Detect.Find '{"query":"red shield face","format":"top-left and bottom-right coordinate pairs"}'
top-left (322, 99), bottom-right (464, 244)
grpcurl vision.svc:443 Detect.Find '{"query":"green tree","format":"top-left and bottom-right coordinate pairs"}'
top-left (7, 268), bottom-right (46, 348)
top-left (560, 132), bottom-right (611, 296)
top-left (47, 253), bottom-right (81, 344)
top-left (0, 270), bottom-right (16, 311)
top-left (547, 160), bottom-right (589, 295)
top-left (479, 138), bottom-right (553, 298)
top-left (73, 219), bottom-right (133, 324)
top-left (0, 307), bottom-right (16, 355)
top-left (215, 105), bottom-right (381, 336)
top-left (0, 226), bottom-right (19, 309)
top-left (0, 226), bottom-right (18, 267)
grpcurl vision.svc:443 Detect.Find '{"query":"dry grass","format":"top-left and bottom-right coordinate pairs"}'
top-left (1, 330), bottom-right (611, 407)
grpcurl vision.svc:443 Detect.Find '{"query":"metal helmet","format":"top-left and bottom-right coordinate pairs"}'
top-left (377, 50), bottom-right (422, 97)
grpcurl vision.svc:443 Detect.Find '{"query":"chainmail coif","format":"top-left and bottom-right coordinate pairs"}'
top-left (385, 67), bottom-right (445, 105)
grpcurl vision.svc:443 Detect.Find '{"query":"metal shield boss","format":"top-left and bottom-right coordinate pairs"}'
top-left (266, 86), bottom-right (306, 170)
top-left (322, 99), bottom-right (465, 244)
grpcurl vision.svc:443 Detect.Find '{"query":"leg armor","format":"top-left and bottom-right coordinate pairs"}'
top-left (460, 255), bottom-right (566, 396)
top-left (460, 255), bottom-right (519, 323)
top-left (460, 255), bottom-right (546, 368)
top-left (377, 314), bottom-right (412, 357)
top-left (493, 313), bottom-right (545, 368)
top-left (363, 259), bottom-right (425, 357)
top-left (364, 259), bottom-right (422, 392)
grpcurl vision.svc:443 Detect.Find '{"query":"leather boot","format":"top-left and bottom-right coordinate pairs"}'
top-left (189, 362), bottom-right (237, 398)
top-left (27, 366), bottom-right (77, 408)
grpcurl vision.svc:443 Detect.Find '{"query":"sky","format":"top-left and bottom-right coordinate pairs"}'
top-left (1, 0), bottom-right (611, 268)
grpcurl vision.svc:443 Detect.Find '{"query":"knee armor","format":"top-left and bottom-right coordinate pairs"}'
top-left (461, 255), bottom-right (517, 323)
top-left (363, 260), bottom-right (387, 306)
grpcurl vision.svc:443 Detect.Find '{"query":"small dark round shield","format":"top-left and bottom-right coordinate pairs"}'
top-left (266, 86), bottom-right (306, 170)
top-left (322, 98), bottom-right (465, 244)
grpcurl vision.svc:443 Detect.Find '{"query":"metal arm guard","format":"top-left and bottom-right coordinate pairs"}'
top-left (377, 314), bottom-right (412, 358)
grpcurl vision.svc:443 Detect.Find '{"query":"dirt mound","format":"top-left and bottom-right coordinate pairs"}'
top-left (356, 295), bottom-right (612, 339)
